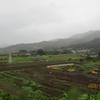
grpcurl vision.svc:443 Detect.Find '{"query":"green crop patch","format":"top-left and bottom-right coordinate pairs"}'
top-left (0, 56), bottom-right (9, 66)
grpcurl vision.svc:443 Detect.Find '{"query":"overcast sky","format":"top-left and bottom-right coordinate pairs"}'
top-left (0, 0), bottom-right (100, 47)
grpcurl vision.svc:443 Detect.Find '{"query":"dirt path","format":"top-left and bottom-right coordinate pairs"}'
top-left (9, 53), bottom-right (12, 63)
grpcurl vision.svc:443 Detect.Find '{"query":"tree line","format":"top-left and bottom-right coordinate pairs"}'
top-left (12, 49), bottom-right (71, 57)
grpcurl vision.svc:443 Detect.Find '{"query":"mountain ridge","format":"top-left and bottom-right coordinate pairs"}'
top-left (69, 37), bottom-right (100, 49)
top-left (1, 30), bottom-right (100, 52)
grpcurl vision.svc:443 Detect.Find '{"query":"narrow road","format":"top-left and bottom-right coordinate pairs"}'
top-left (9, 53), bottom-right (12, 63)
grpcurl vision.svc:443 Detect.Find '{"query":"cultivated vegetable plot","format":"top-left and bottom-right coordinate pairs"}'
top-left (0, 61), bottom-right (100, 99)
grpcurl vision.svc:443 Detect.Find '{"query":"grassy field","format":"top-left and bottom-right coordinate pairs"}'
top-left (12, 57), bottom-right (33, 63)
top-left (12, 54), bottom-right (81, 63)
top-left (43, 54), bottom-right (81, 60)
top-left (0, 54), bottom-right (9, 56)
top-left (84, 61), bottom-right (100, 66)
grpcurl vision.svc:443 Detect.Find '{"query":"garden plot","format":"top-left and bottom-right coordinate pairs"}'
top-left (0, 61), bottom-right (100, 99)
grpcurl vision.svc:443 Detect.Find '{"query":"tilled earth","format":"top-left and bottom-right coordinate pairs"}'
top-left (21, 68), bottom-right (100, 96)
top-left (0, 62), bottom-right (100, 97)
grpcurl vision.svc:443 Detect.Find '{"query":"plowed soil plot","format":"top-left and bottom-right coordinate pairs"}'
top-left (13, 68), bottom-right (100, 96)
top-left (0, 66), bottom-right (99, 98)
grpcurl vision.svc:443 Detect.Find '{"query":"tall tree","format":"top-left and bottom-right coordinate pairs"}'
top-left (37, 49), bottom-right (45, 56)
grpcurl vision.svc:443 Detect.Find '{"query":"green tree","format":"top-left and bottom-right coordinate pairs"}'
top-left (79, 58), bottom-right (84, 62)
top-left (19, 49), bottom-right (27, 54)
top-left (30, 50), bottom-right (38, 56)
top-left (63, 49), bottom-right (68, 54)
top-left (68, 58), bottom-right (72, 61)
top-left (85, 56), bottom-right (93, 61)
top-left (37, 49), bottom-right (46, 56)
top-left (18, 49), bottom-right (27, 57)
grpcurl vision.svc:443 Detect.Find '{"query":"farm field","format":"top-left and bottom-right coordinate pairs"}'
top-left (12, 54), bottom-right (81, 63)
top-left (0, 66), bottom-right (100, 100)
top-left (0, 54), bottom-right (100, 99)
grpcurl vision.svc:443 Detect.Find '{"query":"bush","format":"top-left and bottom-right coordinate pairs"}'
top-left (68, 58), bottom-right (72, 61)
top-left (79, 59), bottom-right (84, 62)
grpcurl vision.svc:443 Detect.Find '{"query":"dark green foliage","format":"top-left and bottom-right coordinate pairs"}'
top-left (0, 90), bottom-right (17, 100)
top-left (68, 58), bottom-right (72, 61)
top-left (18, 87), bottom-right (48, 100)
top-left (85, 56), bottom-right (93, 61)
top-left (18, 49), bottom-right (27, 53)
top-left (18, 49), bottom-right (28, 57)
top-left (60, 88), bottom-right (81, 100)
top-left (79, 58), bottom-right (84, 62)
top-left (30, 50), bottom-right (38, 56)
top-left (37, 49), bottom-right (46, 56)
top-left (69, 38), bottom-right (100, 49)
top-left (93, 59), bottom-right (97, 62)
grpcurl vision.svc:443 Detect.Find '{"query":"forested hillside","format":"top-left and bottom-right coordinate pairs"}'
top-left (69, 38), bottom-right (100, 49)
